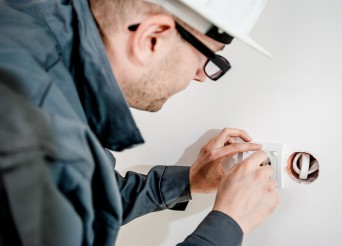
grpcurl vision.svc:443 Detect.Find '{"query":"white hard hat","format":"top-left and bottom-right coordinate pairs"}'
top-left (145, 0), bottom-right (271, 57)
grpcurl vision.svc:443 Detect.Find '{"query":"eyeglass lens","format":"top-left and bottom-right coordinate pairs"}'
top-left (204, 55), bottom-right (225, 80)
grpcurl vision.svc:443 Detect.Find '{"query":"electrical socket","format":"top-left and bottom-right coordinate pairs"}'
top-left (238, 142), bottom-right (286, 188)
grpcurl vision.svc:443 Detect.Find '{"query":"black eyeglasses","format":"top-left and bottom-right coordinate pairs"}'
top-left (128, 23), bottom-right (231, 81)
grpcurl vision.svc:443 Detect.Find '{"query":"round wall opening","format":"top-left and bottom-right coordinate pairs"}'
top-left (286, 152), bottom-right (319, 184)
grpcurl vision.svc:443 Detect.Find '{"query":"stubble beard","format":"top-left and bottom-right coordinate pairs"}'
top-left (124, 42), bottom-right (185, 112)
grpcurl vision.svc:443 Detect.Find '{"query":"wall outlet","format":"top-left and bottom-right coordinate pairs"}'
top-left (238, 142), bottom-right (286, 188)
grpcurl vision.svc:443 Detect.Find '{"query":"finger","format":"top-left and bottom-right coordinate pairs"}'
top-left (244, 150), bottom-right (269, 169)
top-left (252, 165), bottom-right (274, 184)
top-left (225, 137), bottom-right (236, 146)
top-left (266, 179), bottom-right (277, 192)
top-left (221, 128), bottom-right (252, 142)
top-left (211, 143), bottom-right (262, 160)
top-left (209, 128), bottom-right (253, 149)
top-left (261, 165), bottom-right (274, 179)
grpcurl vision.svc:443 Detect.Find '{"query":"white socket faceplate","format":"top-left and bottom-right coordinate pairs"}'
top-left (238, 142), bottom-right (286, 188)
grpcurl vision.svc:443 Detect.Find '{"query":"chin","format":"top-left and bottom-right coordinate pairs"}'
top-left (131, 100), bottom-right (165, 112)
top-left (148, 97), bottom-right (170, 112)
top-left (146, 103), bottom-right (164, 112)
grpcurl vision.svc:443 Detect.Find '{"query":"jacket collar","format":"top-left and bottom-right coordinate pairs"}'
top-left (72, 0), bottom-right (144, 151)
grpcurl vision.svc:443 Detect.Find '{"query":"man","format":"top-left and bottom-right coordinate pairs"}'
top-left (0, 0), bottom-right (278, 245)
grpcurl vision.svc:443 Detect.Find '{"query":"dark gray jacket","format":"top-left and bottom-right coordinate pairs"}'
top-left (0, 0), bottom-right (243, 245)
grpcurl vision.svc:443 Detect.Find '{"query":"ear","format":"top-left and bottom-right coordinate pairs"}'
top-left (130, 15), bottom-right (176, 65)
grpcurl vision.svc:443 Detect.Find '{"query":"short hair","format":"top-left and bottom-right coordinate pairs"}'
top-left (89, 0), bottom-right (167, 36)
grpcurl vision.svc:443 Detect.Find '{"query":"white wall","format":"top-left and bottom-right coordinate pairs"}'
top-left (115, 0), bottom-right (342, 245)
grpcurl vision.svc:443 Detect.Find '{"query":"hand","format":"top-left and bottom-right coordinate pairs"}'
top-left (189, 128), bottom-right (262, 193)
top-left (213, 150), bottom-right (279, 234)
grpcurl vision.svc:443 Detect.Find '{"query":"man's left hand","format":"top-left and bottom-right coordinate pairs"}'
top-left (189, 127), bottom-right (262, 194)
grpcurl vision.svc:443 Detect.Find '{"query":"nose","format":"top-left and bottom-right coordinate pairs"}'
top-left (193, 66), bottom-right (207, 82)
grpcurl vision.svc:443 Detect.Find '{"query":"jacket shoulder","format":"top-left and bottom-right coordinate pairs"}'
top-left (0, 83), bottom-right (52, 155)
top-left (0, 1), bottom-right (60, 70)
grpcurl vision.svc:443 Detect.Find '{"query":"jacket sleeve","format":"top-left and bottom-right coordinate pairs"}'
top-left (177, 211), bottom-right (243, 246)
top-left (0, 83), bottom-right (84, 246)
top-left (104, 149), bottom-right (192, 224)
top-left (105, 150), bottom-right (244, 245)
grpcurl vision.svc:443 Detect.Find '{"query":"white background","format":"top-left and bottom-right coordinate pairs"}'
top-left (115, 0), bottom-right (342, 245)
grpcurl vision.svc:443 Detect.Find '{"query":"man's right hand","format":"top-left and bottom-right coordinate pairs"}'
top-left (213, 150), bottom-right (279, 234)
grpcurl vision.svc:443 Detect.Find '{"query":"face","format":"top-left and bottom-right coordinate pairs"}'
top-left (106, 15), bottom-right (225, 112)
top-left (124, 34), bottom-right (210, 112)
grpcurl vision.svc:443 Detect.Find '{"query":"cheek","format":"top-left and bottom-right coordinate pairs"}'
top-left (165, 44), bottom-right (200, 93)
top-left (179, 51), bottom-right (201, 81)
